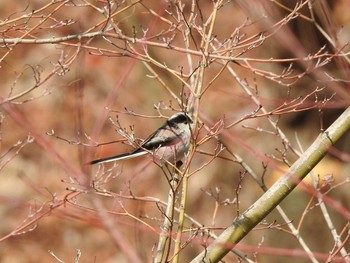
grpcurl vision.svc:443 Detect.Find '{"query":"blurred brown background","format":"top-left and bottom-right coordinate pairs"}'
top-left (0, 0), bottom-right (349, 262)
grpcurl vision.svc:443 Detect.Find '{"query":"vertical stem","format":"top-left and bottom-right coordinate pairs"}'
top-left (154, 171), bottom-right (179, 263)
top-left (173, 1), bottom-right (222, 262)
top-left (172, 173), bottom-right (188, 263)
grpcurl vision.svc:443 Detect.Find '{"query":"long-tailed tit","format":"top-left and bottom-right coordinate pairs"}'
top-left (90, 112), bottom-right (193, 165)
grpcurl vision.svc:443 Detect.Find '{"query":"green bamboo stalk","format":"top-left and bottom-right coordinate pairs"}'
top-left (191, 106), bottom-right (350, 263)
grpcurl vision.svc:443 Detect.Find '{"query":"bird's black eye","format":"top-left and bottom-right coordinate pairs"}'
top-left (184, 114), bottom-right (193, 124)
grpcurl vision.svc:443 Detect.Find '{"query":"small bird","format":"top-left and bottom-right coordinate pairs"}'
top-left (90, 112), bottom-right (193, 165)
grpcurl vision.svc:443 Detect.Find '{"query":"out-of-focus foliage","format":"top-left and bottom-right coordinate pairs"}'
top-left (0, 1), bottom-right (349, 262)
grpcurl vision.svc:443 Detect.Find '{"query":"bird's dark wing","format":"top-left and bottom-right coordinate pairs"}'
top-left (131, 125), bottom-right (180, 154)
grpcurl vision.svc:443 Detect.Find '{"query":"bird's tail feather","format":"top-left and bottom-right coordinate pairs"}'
top-left (90, 150), bottom-right (147, 164)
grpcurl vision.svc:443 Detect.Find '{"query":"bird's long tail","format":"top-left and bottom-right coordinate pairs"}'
top-left (90, 150), bottom-right (147, 164)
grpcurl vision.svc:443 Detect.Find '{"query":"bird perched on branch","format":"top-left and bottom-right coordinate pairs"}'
top-left (90, 112), bottom-right (193, 165)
